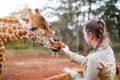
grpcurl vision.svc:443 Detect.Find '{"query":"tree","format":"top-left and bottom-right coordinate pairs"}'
top-left (36, 0), bottom-right (120, 53)
top-left (42, 0), bottom-right (99, 53)
top-left (9, 4), bottom-right (28, 18)
top-left (46, 0), bottom-right (82, 51)
top-left (93, 0), bottom-right (120, 42)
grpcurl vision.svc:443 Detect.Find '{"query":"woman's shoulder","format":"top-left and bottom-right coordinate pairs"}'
top-left (88, 45), bottom-right (115, 62)
top-left (91, 45), bottom-right (113, 55)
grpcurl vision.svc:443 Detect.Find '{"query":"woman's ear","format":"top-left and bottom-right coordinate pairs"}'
top-left (88, 32), bottom-right (94, 40)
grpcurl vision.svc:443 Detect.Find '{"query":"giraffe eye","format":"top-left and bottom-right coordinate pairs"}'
top-left (30, 27), bottom-right (38, 31)
top-left (50, 37), bottom-right (59, 43)
top-left (53, 37), bottom-right (59, 42)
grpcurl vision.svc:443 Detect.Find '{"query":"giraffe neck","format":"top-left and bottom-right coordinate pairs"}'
top-left (0, 22), bottom-right (30, 42)
top-left (0, 42), bottom-right (6, 75)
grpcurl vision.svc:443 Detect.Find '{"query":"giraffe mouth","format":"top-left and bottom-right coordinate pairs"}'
top-left (50, 47), bottom-right (61, 52)
top-left (50, 41), bottom-right (65, 52)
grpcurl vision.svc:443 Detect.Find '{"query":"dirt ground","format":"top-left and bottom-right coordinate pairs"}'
top-left (1, 54), bottom-right (81, 80)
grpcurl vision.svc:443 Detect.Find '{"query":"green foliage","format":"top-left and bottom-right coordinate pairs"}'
top-left (6, 42), bottom-right (29, 50)
top-left (112, 43), bottom-right (120, 54)
top-left (6, 48), bottom-right (52, 55)
top-left (114, 74), bottom-right (120, 80)
top-left (6, 0), bottom-right (120, 54)
top-left (5, 40), bottom-right (52, 54)
top-left (9, 4), bottom-right (28, 18)
top-left (93, 0), bottom-right (120, 42)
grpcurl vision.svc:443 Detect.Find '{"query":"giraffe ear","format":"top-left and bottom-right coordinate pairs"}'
top-left (17, 18), bottom-right (32, 29)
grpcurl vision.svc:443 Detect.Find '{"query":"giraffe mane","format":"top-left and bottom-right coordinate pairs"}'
top-left (0, 18), bottom-right (29, 24)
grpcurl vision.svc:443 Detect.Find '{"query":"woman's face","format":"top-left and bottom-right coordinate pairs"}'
top-left (83, 27), bottom-right (91, 45)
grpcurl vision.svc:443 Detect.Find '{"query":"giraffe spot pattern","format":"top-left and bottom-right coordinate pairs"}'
top-left (12, 26), bottom-right (17, 30)
top-left (0, 48), bottom-right (5, 53)
top-left (8, 27), bottom-right (13, 34)
top-left (2, 26), bottom-right (7, 33)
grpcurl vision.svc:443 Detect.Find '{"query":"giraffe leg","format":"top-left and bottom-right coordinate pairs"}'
top-left (0, 42), bottom-right (6, 78)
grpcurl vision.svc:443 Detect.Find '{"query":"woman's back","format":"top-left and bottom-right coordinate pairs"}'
top-left (87, 46), bottom-right (116, 80)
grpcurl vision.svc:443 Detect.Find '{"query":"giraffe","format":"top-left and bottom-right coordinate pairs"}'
top-left (0, 9), bottom-right (64, 77)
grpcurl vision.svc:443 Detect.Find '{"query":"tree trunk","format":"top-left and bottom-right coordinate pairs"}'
top-left (76, 25), bottom-right (80, 53)
top-left (118, 25), bottom-right (120, 43)
top-left (82, 11), bottom-right (88, 55)
top-left (75, 1), bottom-right (81, 53)
top-left (88, 0), bottom-right (91, 20)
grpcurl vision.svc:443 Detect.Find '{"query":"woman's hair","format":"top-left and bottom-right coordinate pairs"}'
top-left (84, 19), bottom-right (111, 49)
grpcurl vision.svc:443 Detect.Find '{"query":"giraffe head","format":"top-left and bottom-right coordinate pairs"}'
top-left (18, 9), bottom-right (64, 52)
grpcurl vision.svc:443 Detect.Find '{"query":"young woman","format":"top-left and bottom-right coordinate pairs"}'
top-left (62, 19), bottom-right (116, 80)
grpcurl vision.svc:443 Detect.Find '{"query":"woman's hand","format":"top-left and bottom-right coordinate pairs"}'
top-left (62, 45), bottom-right (70, 53)
top-left (63, 68), bottom-right (72, 74)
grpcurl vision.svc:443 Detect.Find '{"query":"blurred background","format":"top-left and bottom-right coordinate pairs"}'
top-left (0, 0), bottom-right (120, 61)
